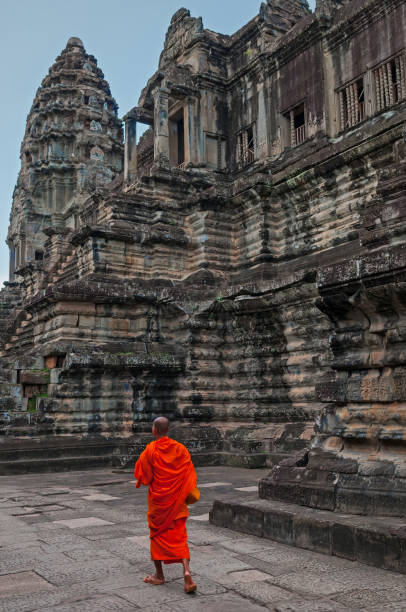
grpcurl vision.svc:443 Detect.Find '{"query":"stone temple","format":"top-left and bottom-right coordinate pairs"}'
top-left (1, 0), bottom-right (406, 520)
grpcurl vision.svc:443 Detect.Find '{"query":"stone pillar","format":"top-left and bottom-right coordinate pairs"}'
top-left (152, 87), bottom-right (170, 168)
top-left (184, 97), bottom-right (196, 165)
top-left (124, 118), bottom-right (137, 183)
top-left (8, 244), bottom-right (15, 281)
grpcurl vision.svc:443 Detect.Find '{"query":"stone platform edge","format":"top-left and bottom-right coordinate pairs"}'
top-left (209, 498), bottom-right (406, 575)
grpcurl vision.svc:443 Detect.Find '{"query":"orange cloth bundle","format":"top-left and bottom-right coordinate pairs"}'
top-left (185, 486), bottom-right (200, 505)
top-left (134, 436), bottom-right (197, 563)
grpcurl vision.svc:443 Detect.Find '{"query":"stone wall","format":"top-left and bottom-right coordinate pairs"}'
top-left (1, 0), bottom-right (406, 503)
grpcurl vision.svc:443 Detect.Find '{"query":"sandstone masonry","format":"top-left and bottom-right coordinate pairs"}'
top-left (1, 0), bottom-right (406, 516)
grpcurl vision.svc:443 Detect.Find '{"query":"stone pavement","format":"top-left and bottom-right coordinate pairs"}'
top-left (0, 466), bottom-right (405, 611)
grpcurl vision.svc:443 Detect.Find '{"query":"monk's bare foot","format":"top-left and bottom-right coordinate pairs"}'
top-left (184, 572), bottom-right (197, 594)
top-left (144, 574), bottom-right (165, 585)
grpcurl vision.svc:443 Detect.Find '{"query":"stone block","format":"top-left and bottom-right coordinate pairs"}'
top-left (263, 507), bottom-right (294, 545)
top-left (0, 571), bottom-right (53, 597)
top-left (355, 527), bottom-right (387, 569)
top-left (232, 503), bottom-right (264, 537)
top-left (54, 302), bottom-right (96, 315)
top-left (293, 516), bottom-right (331, 555)
top-left (209, 500), bottom-right (233, 529)
top-left (79, 316), bottom-right (96, 328)
top-left (332, 522), bottom-right (355, 560)
top-left (20, 371), bottom-right (50, 385)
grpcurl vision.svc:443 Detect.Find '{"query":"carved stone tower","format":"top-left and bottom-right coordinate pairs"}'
top-left (7, 37), bottom-right (123, 280)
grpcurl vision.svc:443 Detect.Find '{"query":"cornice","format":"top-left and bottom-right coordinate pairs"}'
top-left (325, 0), bottom-right (404, 52)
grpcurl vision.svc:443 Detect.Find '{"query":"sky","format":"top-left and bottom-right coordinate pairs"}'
top-left (0, 0), bottom-right (316, 287)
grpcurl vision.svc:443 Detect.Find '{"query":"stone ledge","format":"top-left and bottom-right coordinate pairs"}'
top-left (210, 498), bottom-right (406, 574)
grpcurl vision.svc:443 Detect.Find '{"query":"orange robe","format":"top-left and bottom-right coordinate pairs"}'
top-left (134, 436), bottom-right (197, 564)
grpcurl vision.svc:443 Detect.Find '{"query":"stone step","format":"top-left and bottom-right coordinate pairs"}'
top-left (0, 454), bottom-right (113, 475)
top-left (0, 441), bottom-right (118, 462)
top-left (210, 498), bottom-right (406, 575)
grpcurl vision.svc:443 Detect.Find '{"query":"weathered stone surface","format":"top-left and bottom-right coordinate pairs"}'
top-left (0, 467), bottom-right (404, 611)
top-left (210, 497), bottom-right (406, 574)
top-left (0, 0), bottom-right (405, 525)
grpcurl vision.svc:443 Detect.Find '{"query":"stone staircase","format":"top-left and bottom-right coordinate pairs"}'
top-left (0, 438), bottom-right (121, 474)
top-left (0, 282), bottom-right (22, 345)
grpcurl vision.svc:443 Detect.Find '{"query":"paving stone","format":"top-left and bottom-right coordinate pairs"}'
top-left (229, 580), bottom-right (293, 605)
top-left (332, 586), bottom-right (406, 608)
top-left (173, 575), bottom-right (227, 596)
top-left (33, 505), bottom-right (66, 513)
top-left (0, 584), bottom-right (93, 612)
top-left (198, 482), bottom-right (232, 488)
top-left (82, 494), bottom-right (120, 502)
top-left (20, 514), bottom-right (52, 525)
top-left (62, 548), bottom-right (116, 562)
top-left (36, 489), bottom-right (71, 496)
top-left (11, 508), bottom-right (38, 516)
top-left (36, 558), bottom-right (132, 586)
top-left (269, 572), bottom-right (350, 597)
top-left (117, 581), bottom-right (185, 606)
top-left (367, 603), bottom-right (406, 611)
top-left (224, 569), bottom-right (272, 583)
top-left (73, 524), bottom-right (137, 541)
top-left (186, 525), bottom-right (239, 546)
top-left (126, 535), bottom-right (150, 549)
top-left (166, 592), bottom-right (269, 611)
top-left (34, 532), bottom-right (99, 552)
top-left (332, 567), bottom-right (406, 589)
top-left (41, 593), bottom-right (138, 611)
top-left (97, 537), bottom-right (151, 563)
top-left (57, 500), bottom-right (92, 510)
top-left (274, 599), bottom-right (348, 612)
top-left (188, 552), bottom-right (252, 580)
top-left (189, 514), bottom-right (210, 521)
top-left (235, 552), bottom-right (299, 578)
top-left (0, 550), bottom-right (67, 575)
top-left (53, 517), bottom-right (114, 529)
top-left (220, 536), bottom-right (280, 555)
top-left (0, 467), bottom-right (406, 611)
top-left (0, 571), bottom-right (53, 597)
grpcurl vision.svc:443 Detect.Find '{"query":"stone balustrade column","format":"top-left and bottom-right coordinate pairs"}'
top-left (152, 86), bottom-right (170, 168)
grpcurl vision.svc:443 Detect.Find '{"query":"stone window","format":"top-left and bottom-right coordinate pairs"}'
top-left (34, 250), bottom-right (43, 262)
top-left (283, 104), bottom-right (306, 148)
top-left (373, 54), bottom-right (405, 112)
top-left (169, 108), bottom-right (185, 168)
top-left (205, 133), bottom-right (226, 170)
top-left (236, 124), bottom-right (256, 168)
top-left (338, 78), bottom-right (365, 131)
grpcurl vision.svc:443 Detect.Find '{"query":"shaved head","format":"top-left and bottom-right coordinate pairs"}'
top-left (153, 416), bottom-right (169, 436)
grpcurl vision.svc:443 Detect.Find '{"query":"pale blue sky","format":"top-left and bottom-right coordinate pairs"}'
top-left (0, 0), bottom-right (316, 286)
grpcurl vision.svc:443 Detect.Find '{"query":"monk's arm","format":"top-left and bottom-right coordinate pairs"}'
top-left (134, 447), bottom-right (154, 488)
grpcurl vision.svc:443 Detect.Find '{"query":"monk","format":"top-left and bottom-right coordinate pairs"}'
top-left (134, 416), bottom-right (197, 593)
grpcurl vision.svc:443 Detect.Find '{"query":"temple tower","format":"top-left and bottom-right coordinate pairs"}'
top-left (7, 37), bottom-right (123, 280)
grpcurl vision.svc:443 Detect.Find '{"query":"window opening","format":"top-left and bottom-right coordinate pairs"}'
top-left (338, 78), bottom-right (365, 131)
top-left (35, 250), bottom-right (44, 262)
top-left (236, 124), bottom-right (256, 168)
top-left (374, 55), bottom-right (405, 111)
top-left (177, 117), bottom-right (185, 166)
top-left (283, 104), bottom-right (306, 147)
